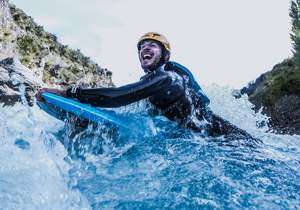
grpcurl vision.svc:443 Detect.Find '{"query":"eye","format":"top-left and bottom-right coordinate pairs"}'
top-left (140, 44), bottom-right (147, 49)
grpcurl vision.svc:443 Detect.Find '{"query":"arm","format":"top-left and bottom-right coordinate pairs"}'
top-left (66, 70), bottom-right (175, 107)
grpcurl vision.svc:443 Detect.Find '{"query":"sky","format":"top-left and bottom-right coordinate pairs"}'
top-left (12, 0), bottom-right (292, 88)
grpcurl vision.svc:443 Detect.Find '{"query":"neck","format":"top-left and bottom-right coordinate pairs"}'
top-left (144, 62), bottom-right (167, 73)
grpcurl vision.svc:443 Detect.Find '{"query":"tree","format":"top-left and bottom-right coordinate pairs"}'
top-left (290, 0), bottom-right (300, 64)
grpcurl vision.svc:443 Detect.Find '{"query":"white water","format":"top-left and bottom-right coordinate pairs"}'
top-left (0, 103), bottom-right (90, 210)
top-left (0, 85), bottom-right (299, 209)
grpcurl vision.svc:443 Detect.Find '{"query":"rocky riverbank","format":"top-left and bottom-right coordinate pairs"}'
top-left (0, 0), bottom-right (113, 106)
top-left (234, 1), bottom-right (300, 135)
top-left (234, 58), bottom-right (300, 135)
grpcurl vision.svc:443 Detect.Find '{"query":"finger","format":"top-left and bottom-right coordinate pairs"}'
top-left (35, 89), bottom-right (46, 102)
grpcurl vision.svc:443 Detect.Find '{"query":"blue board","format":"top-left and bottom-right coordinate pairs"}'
top-left (37, 92), bottom-right (146, 135)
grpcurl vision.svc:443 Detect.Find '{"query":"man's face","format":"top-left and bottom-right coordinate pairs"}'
top-left (138, 40), bottom-right (163, 72)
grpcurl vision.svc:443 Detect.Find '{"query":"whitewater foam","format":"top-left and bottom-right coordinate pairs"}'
top-left (0, 84), bottom-right (299, 209)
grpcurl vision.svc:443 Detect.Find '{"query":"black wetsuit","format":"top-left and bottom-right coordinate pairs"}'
top-left (66, 61), bottom-right (255, 139)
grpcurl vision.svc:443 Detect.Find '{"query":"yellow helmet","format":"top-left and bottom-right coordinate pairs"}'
top-left (137, 32), bottom-right (171, 53)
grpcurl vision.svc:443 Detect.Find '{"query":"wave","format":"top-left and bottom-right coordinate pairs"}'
top-left (0, 85), bottom-right (299, 209)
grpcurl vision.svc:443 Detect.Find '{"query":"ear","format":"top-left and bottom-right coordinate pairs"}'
top-left (164, 52), bottom-right (170, 62)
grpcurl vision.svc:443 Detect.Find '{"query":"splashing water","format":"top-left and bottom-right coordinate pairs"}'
top-left (0, 103), bottom-right (90, 209)
top-left (1, 85), bottom-right (299, 209)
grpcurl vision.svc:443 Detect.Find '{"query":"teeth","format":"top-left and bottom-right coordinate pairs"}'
top-left (143, 54), bottom-right (151, 59)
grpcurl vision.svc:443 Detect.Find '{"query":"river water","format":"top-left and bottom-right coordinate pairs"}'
top-left (0, 85), bottom-right (299, 210)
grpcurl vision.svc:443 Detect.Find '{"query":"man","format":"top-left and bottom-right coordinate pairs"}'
top-left (37, 32), bottom-right (256, 140)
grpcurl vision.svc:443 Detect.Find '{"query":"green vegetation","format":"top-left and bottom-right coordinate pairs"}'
top-left (19, 35), bottom-right (37, 53)
top-left (250, 59), bottom-right (300, 108)
top-left (16, 34), bottom-right (42, 67)
top-left (290, 0), bottom-right (300, 64)
top-left (8, 3), bottom-right (113, 88)
top-left (241, 1), bottom-right (300, 134)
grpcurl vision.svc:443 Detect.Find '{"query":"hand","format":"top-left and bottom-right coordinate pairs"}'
top-left (36, 88), bottom-right (67, 102)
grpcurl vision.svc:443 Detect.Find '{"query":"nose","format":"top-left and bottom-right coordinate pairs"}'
top-left (141, 45), bottom-right (148, 51)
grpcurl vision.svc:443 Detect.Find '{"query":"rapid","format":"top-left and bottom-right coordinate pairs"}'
top-left (0, 84), bottom-right (299, 209)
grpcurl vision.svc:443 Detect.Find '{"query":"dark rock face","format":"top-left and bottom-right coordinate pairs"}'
top-left (0, 57), bottom-right (39, 106)
top-left (272, 95), bottom-right (300, 134)
top-left (0, 0), bottom-right (114, 106)
top-left (236, 58), bottom-right (300, 135)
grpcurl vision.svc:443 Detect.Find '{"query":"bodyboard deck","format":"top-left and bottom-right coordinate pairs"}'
top-left (37, 92), bottom-right (145, 134)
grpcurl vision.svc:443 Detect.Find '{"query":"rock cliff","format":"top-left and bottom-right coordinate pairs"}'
top-left (234, 1), bottom-right (300, 135)
top-left (0, 0), bottom-right (113, 106)
top-left (236, 58), bottom-right (300, 135)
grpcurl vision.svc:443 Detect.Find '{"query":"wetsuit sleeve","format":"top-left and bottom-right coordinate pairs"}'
top-left (66, 71), bottom-right (175, 107)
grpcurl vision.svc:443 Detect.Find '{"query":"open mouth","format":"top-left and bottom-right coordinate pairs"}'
top-left (142, 53), bottom-right (153, 61)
